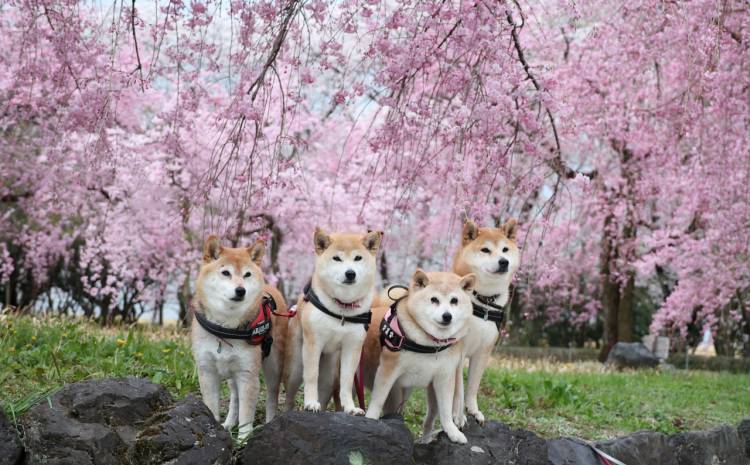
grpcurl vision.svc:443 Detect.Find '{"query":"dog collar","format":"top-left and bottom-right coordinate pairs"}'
top-left (193, 296), bottom-right (274, 357)
top-left (303, 282), bottom-right (372, 329)
top-left (333, 298), bottom-right (361, 309)
top-left (379, 300), bottom-right (456, 354)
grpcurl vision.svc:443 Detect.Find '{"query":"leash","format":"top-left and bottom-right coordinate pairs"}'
top-left (263, 292), bottom-right (297, 318)
top-left (592, 446), bottom-right (627, 465)
top-left (354, 349), bottom-right (366, 410)
top-left (562, 438), bottom-right (627, 465)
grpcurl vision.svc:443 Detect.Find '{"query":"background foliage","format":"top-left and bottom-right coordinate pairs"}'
top-left (1, 0), bottom-right (748, 356)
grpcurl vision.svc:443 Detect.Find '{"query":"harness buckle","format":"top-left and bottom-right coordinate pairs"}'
top-left (484, 311), bottom-right (489, 321)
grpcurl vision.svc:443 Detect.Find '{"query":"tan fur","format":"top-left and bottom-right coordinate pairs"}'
top-left (362, 271), bottom-right (476, 444)
top-left (451, 219), bottom-right (520, 427)
top-left (191, 236), bottom-right (287, 439)
top-left (281, 228), bottom-right (382, 415)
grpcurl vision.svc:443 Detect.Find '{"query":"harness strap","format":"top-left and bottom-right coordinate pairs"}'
top-left (379, 298), bottom-right (454, 354)
top-left (193, 298), bottom-right (273, 358)
top-left (303, 282), bottom-right (372, 329)
top-left (471, 291), bottom-right (506, 330)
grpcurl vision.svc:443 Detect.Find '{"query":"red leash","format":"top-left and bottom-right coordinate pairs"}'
top-left (354, 350), bottom-right (366, 410)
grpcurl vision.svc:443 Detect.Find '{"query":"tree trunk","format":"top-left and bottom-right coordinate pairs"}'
top-left (178, 273), bottom-right (191, 327)
top-left (599, 213), bottom-right (620, 362)
top-left (617, 271), bottom-right (635, 342)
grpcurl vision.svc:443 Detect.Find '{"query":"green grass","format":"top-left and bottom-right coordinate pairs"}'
top-left (2, 312), bottom-right (749, 440)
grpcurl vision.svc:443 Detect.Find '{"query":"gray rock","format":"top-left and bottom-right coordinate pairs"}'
top-left (129, 395), bottom-right (231, 465)
top-left (738, 419), bottom-right (750, 459)
top-left (413, 418), bottom-right (547, 465)
top-left (0, 409), bottom-right (23, 465)
top-left (547, 438), bottom-right (600, 465)
top-left (606, 342), bottom-right (660, 369)
top-left (20, 377), bottom-right (231, 465)
top-left (240, 411), bottom-right (413, 465)
top-left (596, 430), bottom-right (677, 465)
top-left (669, 424), bottom-right (746, 465)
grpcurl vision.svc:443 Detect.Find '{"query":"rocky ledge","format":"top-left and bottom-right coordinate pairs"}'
top-left (3, 377), bottom-right (748, 465)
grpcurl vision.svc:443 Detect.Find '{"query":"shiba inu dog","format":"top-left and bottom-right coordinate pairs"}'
top-left (362, 270), bottom-right (476, 444)
top-left (284, 227), bottom-right (383, 415)
top-left (191, 236), bottom-right (288, 438)
top-left (452, 219), bottom-right (520, 426)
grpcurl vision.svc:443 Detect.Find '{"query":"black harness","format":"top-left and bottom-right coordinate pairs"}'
top-left (379, 290), bottom-right (455, 354)
top-left (303, 282), bottom-right (372, 330)
top-left (472, 291), bottom-right (505, 330)
top-left (193, 295), bottom-right (275, 358)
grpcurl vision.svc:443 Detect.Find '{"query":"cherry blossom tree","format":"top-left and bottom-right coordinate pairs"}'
top-left (1, 0), bottom-right (747, 357)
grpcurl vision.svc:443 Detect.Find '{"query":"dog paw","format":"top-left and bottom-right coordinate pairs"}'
top-left (222, 420), bottom-right (237, 430)
top-left (237, 426), bottom-right (253, 442)
top-left (345, 407), bottom-right (365, 416)
top-left (453, 413), bottom-right (468, 429)
top-left (304, 401), bottom-right (321, 412)
top-left (446, 429), bottom-right (468, 444)
top-left (469, 409), bottom-right (485, 425)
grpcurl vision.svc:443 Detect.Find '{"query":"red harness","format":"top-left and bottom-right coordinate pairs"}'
top-left (245, 298), bottom-right (274, 345)
top-left (192, 296), bottom-right (277, 357)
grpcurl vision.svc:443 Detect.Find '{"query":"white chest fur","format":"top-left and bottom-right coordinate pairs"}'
top-left (191, 323), bottom-right (262, 379)
top-left (394, 345), bottom-right (463, 389)
top-left (303, 302), bottom-right (368, 353)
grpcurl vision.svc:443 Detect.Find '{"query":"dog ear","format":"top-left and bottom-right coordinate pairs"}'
top-left (314, 227), bottom-right (331, 255)
top-left (502, 218), bottom-right (518, 240)
top-left (411, 269), bottom-right (430, 289)
top-left (247, 240), bottom-right (265, 267)
top-left (459, 273), bottom-right (476, 293)
top-left (462, 220), bottom-right (479, 245)
top-left (362, 230), bottom-right (383, 255)
top-left (203, 235), bottom-right (223, 262)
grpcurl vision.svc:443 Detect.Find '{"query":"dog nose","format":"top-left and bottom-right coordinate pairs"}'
top-left (235, 287), bottom-right (246, 298)
top-left (498, 258), bottom-right (509, 270)
top-left (345, 270), bottom-right (356, 282)
top-left (442, 312), bottom-right (453, 324)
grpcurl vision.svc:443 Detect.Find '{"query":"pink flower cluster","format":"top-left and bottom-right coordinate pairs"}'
top-left (0, 0), bottom-right (747, 342)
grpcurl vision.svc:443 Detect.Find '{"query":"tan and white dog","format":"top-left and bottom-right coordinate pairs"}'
top-left (452, 219), bottom-right (520, 426)
top-left (362, 270), bottom-right (476, 444)
top-left (283, 228), bottom-right (382, 415)
top-left (191, 236), bottom-right (288, 439)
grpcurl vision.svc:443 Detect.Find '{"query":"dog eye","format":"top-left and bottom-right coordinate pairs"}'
top-left (333, 256), bottom-right (342, 262)
top-left (354, 255), bottom-right (362, 261)
top-left (481, 248), bottom-right (491, 254)
top-left (502, 247), bottom-right (509, 253)
top-left (431, 297), bottom-right (439, 305)
top-left (243, 272), bottom-right (251, 278)
top-left (450, 297), bottom-right (458, 305)
top-left (221, 270), bottom-right (231, 277)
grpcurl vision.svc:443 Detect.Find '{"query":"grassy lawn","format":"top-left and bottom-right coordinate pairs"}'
top-left (2, 313), bottom-right (749, 440)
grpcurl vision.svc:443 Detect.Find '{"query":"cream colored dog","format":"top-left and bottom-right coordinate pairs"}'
top-left (452, 219), bottom-right (520, 426)
top-left (283, 228), bottom-right (382, 415)
top-left (362, 270), bottom-right (476, 444)
top-left (191, 236), bottom-right (287, 438)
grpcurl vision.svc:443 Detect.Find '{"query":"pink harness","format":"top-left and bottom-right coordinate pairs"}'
top-left (380, 303), bottom-right (456, 353)
top-left (382, 307), bottom-right (405, 350)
